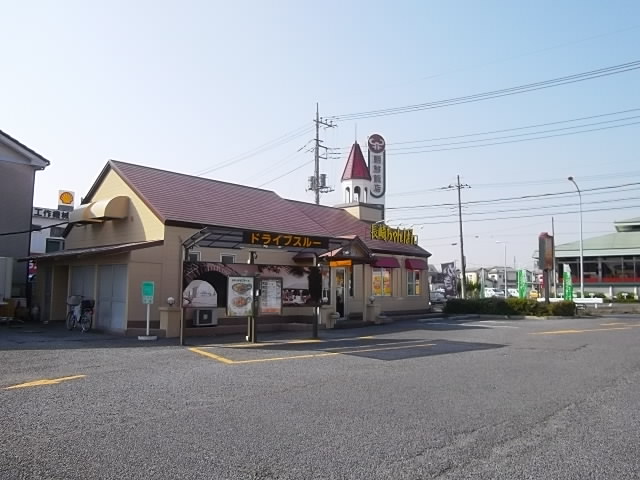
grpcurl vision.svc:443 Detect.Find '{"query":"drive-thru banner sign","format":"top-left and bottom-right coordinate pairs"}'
top-left (563, 265), bottom-right (573, 300)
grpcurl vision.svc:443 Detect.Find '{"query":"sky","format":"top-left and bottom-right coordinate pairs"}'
top-left (2, 0), bottom-right (640, 270)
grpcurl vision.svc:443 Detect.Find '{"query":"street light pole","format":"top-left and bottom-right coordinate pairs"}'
top-left (496, 241), bottom-right (507, 296)
top-left (568, 176), bottom-right (584, 298)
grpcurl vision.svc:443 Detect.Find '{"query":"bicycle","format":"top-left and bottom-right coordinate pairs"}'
top-left (66, 295), bottom-right (94, 332)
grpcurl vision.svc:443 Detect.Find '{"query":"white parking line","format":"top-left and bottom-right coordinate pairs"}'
top-left (424, 322), bottom-right (518, 329)
top-left (466, 323), bottom-right (519, 329)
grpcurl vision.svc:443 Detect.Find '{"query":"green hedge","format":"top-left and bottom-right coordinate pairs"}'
top-left (443, 298), bottom-right (575, 316)
top-left (613, 292), bottom-right (638, 303)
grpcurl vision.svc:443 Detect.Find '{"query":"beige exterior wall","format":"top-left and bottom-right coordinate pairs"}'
top-left (40, 215), bottom-right (430, 328)
top-left (341, 204), bottom-right (383, 222)
top-left (65, 169), bottom-right (164, 249)
top-left (127, 261), bottom-right (162, 325)
top-left (344, 258), bottom-right (429, 317)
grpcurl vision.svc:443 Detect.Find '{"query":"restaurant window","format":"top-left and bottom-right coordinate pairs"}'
top-left (622, 257), bottom-right (636, 279)
top-left (188, 251), bottom-right (201, 262)
top-left (601, 257), bottom-right (623, 281)
top-left (220, 254), bottom-right (236, 264)
top-left (407, 270), bottom-right (420, 296)
top-left (583, 259), bottom-right (599, 281)
top-left (372, 267), bottom-right (392, 296)
top-left (45, 238), bottom-right (64, 253)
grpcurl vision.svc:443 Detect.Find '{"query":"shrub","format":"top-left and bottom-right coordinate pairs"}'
top-left (586, 292), bottom-right (607, 299)
top-left (548, 301), bottom-right (576, 317)
top-left (614, 292), bottom-right (638, 303)
top-left (443, 298), bottom-right (575, 316)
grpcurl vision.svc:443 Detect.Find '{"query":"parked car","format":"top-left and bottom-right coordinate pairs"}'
top-left (507, 288), bottom-right (519, 297)
top-left (484, 287), bottom-right (496, 297)
top-left (430, 291), bottom-right (446, 304)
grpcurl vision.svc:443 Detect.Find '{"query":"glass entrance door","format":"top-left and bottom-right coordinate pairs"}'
top-left (335, 268), bottom-right (347, 319)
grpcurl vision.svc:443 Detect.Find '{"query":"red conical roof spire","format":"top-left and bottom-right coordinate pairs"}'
top-left (341, 142), bottom-right (371, 181)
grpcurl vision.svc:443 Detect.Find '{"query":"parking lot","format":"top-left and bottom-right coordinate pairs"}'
top-left (2, 315), bottom-right (640, 479)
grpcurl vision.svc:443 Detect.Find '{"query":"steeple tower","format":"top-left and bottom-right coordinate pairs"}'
top-left (337, 136), bottom-right (385, 222)
top-left (340, 142), bottom-right (371, 204)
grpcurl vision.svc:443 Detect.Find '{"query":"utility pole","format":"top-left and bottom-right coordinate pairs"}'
top-left (447, 175), bottom-right (471, 299)
top-left (551, 216), bottom-right (557, 297)
top-left (308, 103), bottom-right (335, 204)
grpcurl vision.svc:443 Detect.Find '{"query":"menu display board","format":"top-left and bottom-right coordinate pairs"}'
top-left (227, 277), bottom-right (254, 317)
top-left (259, 278), bottom-right (283, 316)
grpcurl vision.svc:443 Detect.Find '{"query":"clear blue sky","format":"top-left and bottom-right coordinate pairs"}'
top-left (2, 0), bottom-right (640, 269)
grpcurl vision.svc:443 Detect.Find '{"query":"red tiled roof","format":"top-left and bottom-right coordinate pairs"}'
top-left (85, 161), bottom-right (430, 258)
top-left (286, 200), bottom-right (431, 258)
top-left (108, 161), bottom-right (332, 237)
top-left (340, 143), bottom-right (371, 181)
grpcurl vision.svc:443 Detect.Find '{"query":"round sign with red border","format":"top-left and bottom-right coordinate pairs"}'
top-left (368, 134), bottom-right (385, 154)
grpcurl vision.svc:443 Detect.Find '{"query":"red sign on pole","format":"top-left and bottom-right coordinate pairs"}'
top-left (538, 233), bottom-right (554, 271)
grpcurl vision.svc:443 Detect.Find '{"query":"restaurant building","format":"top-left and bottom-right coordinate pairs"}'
top-left (555, 216), bottom-right (640, 298)
top-left (30, 134), bottom-right (432, 337)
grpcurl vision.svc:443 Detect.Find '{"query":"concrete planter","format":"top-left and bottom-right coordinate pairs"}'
top-left (327, 312), bottom-right (340, 329)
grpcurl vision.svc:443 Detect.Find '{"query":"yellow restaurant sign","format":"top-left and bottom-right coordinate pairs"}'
top-left (329, 260), bottom-right (352, 267)
top-left (371, 223), bottom-right (416, 245)
top-left (242, 231), bottom-right (329, 249)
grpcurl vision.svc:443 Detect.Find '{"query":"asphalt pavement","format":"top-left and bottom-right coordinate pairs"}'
top-left (1, 315), bottom-right (639, 479)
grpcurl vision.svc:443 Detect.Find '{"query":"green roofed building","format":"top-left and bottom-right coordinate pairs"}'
top-left (555, 216), bottom-right (640, 298)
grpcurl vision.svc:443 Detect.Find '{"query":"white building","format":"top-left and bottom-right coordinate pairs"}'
top-left (30, 206), bottom-right (69, 255)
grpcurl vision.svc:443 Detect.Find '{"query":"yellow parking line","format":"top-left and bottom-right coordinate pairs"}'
top-left (324, 339), bottom-right (427, 351)
top-left (187, 347), bottom-right (235, 364)
top-left (224, 339), bottom-right (324, 348)
top-left (5, 375), bottom-right (86, 390)
top-left (232, 342), bottom-right (436, 365)
top-left (188, 342), bottom-right (435, 365)
top-left (530, 326), bottom-right (633, 335)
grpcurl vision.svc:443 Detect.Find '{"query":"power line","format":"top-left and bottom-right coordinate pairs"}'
top-left (388, 172), bottom-right (640, 198)
top-left (245, 141), bottom-right (312, 183)
top-left (406, 25), bottom-right (640, 84)
top-left (413, 204), bottom-right (640, 226)
top-left (329, 60), bottom-right (640, 120)
top-left (194, 124), bottom-right (314, 176)
top-left (0, 221), bottom-right (68, 237)
top-left (387, 181), bottom-right (640, 211)
top-left (258, 160), bottom-right (314, 188)
top-left (331, 107), bottom-right (640, 151)
top-left (392, 184), bottom-right (640, 211)
top-left (394, 195), bottom-right (640, 222)
top-left (381, 120), bottom-right (640, 156)
top-left (383, 115), bottom-right (640, 152)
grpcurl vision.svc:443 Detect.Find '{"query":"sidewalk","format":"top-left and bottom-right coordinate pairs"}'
top-left (0, 322), bottom-right (177, 350)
